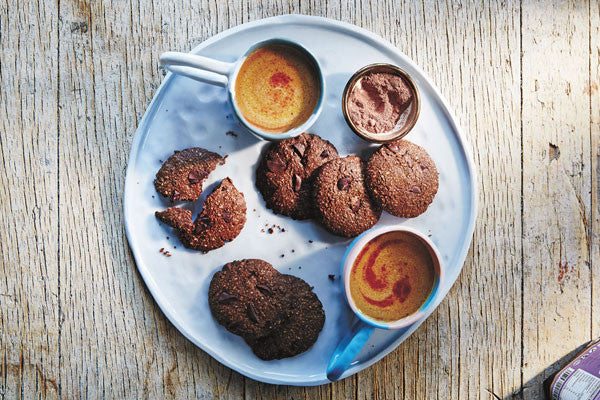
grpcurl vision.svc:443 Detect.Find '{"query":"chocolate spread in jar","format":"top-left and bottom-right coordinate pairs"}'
top-left (347, 71), bottom-right (413, 134)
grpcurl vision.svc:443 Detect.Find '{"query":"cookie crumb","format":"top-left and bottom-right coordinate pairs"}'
top-left (160, 248), bottom-right (172, 257)
top-left (291, 249), bottom-right (295, 253)
top-left (268, 228), bottom-right (274, 234)
top-left (225, 130), bottom-right (238, 137)
top-left (281, 228), bottom-right (286, 232)
top-left (328, 274), bottom-right (335, 282)
top-left (308, 240), bottom-right (313, 243)
top-left (280, 254), bottom-right (285, 258)
top-left (298, 266), bottom-right (302, 269)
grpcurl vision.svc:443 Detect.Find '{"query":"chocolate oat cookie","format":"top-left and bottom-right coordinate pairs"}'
top-left (256, 133), bottom-right (339, 220)
top-left (155, 178), bottom-right (246, 252)
top-left (245, 274), bottom-right (325, 360)
top-left (312, 156), bottom-right (381, 237)
top-left (208, 259), bottom-right (289, 339)
top-left (155, 206), bottom-right (194, 233)
top-left (366, 140), bottom-right (438, 218)
top-left (154, 147), bottom-right (225, 202)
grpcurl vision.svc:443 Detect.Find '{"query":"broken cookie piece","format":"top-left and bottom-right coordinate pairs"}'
top-left (155, 177), bottom-right (246, 252)
top-left (154, 147), bottom-right (225, 202)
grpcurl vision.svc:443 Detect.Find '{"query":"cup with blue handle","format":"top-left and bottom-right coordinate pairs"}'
top-left (327, 225), bottom-right (445, 381)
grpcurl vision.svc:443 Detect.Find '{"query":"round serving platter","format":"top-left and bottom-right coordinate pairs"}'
top-left (123, 14), bottom-right (477, 386)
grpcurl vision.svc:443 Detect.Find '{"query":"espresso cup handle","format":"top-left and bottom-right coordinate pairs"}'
top-left (326, 319), bottom-right (375, 382)
top-left (159, 52), bottom-right (234, 87)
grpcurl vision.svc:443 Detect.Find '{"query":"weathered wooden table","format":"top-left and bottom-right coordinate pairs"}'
top-left (1, 1), bottom-right (598, 398)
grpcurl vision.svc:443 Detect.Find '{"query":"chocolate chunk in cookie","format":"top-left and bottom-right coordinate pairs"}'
top-left (245, 274), bottom-right (325, 360)
top-left (208, 259), bottom-right (289, 339)
top-left (154, 147), bottom-right (225, 202)
top-left (256, 133), bottom-right (339, 220)
top-left (155, 177), bottom-right (246, 252)
top-left (366, 140), bottom-right (438, 218)
top-left (312, 156), bottom-right (381, 237)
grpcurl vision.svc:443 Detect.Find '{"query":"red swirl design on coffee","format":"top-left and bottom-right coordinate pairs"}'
top-left (355, 239), bottom-right (412, 307)
top-left (349, 231), bottom-right (435, 322)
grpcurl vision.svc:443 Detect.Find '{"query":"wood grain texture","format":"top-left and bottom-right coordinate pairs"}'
top-left (0, 0), bottom-right (598, 399)
top-left (0, 0), bottom-right (60, 398)
top-left (590, 0), bottom-right (600, 343)
top-left (521, 1), bottom-right (595, 398)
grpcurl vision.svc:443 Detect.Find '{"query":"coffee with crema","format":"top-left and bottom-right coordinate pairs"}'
top-left (350, 231), bottom-right (435, 322)
top-left (234, 45), bottom-right (320, 133)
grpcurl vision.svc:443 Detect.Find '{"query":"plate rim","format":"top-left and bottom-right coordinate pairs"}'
top-left (123, 14), bottom-right (478, 386)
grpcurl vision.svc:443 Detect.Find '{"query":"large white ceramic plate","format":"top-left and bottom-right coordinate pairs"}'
top-left (124, 15), bottom-right (477, 386)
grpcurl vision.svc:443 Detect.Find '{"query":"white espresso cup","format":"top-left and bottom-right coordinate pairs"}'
top-left (160, 38), bottom-right (325, 141)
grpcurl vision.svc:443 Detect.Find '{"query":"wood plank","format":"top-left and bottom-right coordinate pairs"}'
top-left (0, 0), bottom-right (60, 398)
top-left (521, 0), bottom-right (594, 398)
top-left (55, 0), bottom-right (243, 398)
top-left (591, 0), bottom-right (600, 341)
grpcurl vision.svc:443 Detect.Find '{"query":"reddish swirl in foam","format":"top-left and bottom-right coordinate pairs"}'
top-left (361, 276), bottom-right (412, 307)
top-left (350, 231), bottom-right (435, 321)
top-left (353, 239), bottom-right (412, 308)
top-left (270, 72), bottom-right (292, 87)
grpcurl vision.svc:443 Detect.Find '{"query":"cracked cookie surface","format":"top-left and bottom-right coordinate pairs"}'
top-left (155, 177), bottom-right (246, 252)
top-left (245, 274), bottom-right (325, 360)
top-left (208, 259), bottom-right (290, 340)
top-left (256, 133), bottom-right (338, 220)
top-left (154, 147), bottom-right (225, 202)
top-left (365, 140), bottom-right (438, 218)
top-left (312, 155), bottom-right (381, 237)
